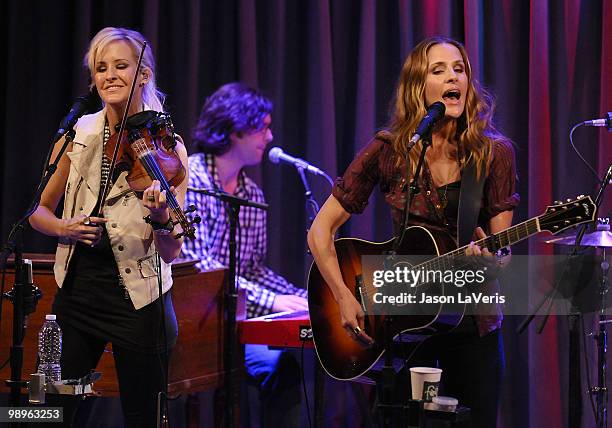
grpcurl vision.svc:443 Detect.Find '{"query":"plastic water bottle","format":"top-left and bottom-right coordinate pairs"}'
top-left (37, 314), bottom-right (62, 383)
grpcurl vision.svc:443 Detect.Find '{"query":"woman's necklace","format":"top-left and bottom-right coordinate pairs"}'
top-left (101, 119), bottom-right (111, 187)
top-left (436, 184), bottom-right (449, 211)
top-left (431, 164), bottom-right (458, 216)
top-left (426, 139), bottom-right (460, 217)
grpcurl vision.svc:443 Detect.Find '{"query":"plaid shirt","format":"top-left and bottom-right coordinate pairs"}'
top-left (181, 153), bottom-right (307, 318)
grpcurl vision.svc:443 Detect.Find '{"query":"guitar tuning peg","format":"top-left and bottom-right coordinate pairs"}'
top-left (554, 200), bottom-right (562, 205)
top-left (192, 215), bottom-right (201, 225)
top-left (566, 198), bottom-right (572, 202)
top-left (185, 204), bottom-right (197, 214)
top-left (578, 194), bottom-right (585, 198)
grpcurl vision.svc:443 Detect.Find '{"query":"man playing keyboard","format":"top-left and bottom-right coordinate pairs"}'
top-left (181, 82), bottom-right (308, 427)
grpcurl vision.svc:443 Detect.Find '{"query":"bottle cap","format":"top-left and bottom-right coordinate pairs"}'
top-left (45, 314), bottom-right (57, 321)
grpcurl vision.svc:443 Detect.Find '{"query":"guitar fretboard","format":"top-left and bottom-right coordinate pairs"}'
top-left (413, 217), bottom-right (540, 275)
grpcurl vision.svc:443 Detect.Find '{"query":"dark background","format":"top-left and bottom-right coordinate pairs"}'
top-left (1, 1), bottom-right (610, 426)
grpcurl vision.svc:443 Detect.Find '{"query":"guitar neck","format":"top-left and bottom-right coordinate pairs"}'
top-left (465, 217), bottom-right (540, 253)
top-left (418, 217), bottom-right (540, 273)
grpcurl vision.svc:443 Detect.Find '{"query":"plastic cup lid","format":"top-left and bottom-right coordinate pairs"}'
top-left (432, 396), bottom-right (458, 406)
top-left (409, 367), bottom-right (442, 374)
top-left (45, 314), bottom-right (57, 320)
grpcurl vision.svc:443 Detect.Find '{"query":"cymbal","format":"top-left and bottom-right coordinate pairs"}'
top-left (545, 230), bottom-right (612, 248)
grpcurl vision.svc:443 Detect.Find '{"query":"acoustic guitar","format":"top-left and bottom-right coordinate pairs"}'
top-left (307, 196), bottom-right (596, 380)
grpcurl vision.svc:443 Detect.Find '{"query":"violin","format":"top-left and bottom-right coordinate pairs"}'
top-left (101, 110), bottom-right (200, 239)
top-left (95, 41), bottom-right (199, 240)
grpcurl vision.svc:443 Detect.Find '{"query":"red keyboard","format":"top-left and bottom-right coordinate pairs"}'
top-left (238, 310), bottom-right (314, 348)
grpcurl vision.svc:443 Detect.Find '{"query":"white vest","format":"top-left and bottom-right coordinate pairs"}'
top-left (53, 109), bottom-right (173, 309)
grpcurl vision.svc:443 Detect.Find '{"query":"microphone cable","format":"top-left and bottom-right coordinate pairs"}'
top-left (569, 122), bottom-right (602, 182)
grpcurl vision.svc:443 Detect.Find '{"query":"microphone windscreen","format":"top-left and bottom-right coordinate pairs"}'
top-left (268, 147), bottom-right (283, 164)
top-left (428, 101), bottom-right (446, 119)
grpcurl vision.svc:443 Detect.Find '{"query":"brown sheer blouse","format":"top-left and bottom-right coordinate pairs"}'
top-left (333, 135), bottom-right (519, 235)
top-left (332, 134), bottom-right (520, 335)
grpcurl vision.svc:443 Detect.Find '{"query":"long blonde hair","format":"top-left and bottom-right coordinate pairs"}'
top-left (84, 27), bottom-right (165, 112)
top-left (387, 36), bottom-right (507, 178)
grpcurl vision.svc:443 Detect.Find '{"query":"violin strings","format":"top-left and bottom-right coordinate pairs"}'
top-left (133, 139), bottom-right (175, 208)
top-left (132, 137), bottom-right (187, 224)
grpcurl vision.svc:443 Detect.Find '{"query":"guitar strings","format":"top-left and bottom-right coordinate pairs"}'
top-left (355, 206), bottom-right (588, 299)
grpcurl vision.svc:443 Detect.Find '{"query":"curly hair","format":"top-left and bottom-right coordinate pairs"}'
top-left (84, 27), bottom-right (165, 112)
top-left (192, 83), bottom-right (273, 155)
top-left (387, 36), bottom-right (509, 178)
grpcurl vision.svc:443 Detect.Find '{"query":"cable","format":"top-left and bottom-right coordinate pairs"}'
top-left (402, 338), bottom-right (426, 367)
top-left (581, 314), bottom-right (597, 423)
top-left (320, 172), bottom-right (334, 188)
top-left (0, 356), bottom-right (10, 370)
top-left (300, 338), bottom-right (313, 428)
top-left (155, 252), bottom-right (171, 427)
top-left (0, 265), bottom-right (6, 353)
top-left (569, 122), bottom-right (601, 182)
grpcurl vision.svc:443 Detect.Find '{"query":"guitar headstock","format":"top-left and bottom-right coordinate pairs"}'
top-left (540, 195), bottom-right (596, 234)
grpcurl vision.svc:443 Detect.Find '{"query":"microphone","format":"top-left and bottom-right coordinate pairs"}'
top-left (3, 259), bottom-right (43, 318)
top-left (22, 259), bottom-right (42, 317)
top-left (53, 90), bottom-right (98, 141)
top-left (583, 112), bottom-right (612, 130)
top-left (268, 147), bottom-right (327, 177)
top-left (407, 101), bottom-right (447, 148)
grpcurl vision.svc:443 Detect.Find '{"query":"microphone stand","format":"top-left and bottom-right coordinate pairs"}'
top-left (295, 167), bottom-right (321, 232)
top-left (393, 132), bottom-right (432, 254)
top-left (187, 187), bottom-right (268, 428)
top-left (517, 162), bottom-right (612, 428)
top-left (378, 132), bottom-right (432, 426)
top-left (595, 246), bottom-right (609, 428)
top-left (1, 128), bottom-right (76, 409)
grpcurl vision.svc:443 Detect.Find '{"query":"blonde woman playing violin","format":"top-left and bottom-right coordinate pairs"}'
top-left (29, 27), bottom-right (187, 427)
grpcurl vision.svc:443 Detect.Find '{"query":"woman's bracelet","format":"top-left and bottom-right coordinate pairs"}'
top-left (144, 215), bottom-right (174, 235)
top-left (496, 247), bottom-right (511, 268)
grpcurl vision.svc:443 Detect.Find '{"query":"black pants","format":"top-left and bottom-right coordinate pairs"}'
top-left (401, 323), bottom-right (503, 428)
top-left (57, 322), bottom-right (172, 428)
top-left (375, 319), bottom-right (503, 428)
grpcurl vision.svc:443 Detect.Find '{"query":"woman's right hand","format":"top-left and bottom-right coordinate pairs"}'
top-left (337, 288), bottom-right (374, 346)
top-left (60, 215), bottom-right (107, 246)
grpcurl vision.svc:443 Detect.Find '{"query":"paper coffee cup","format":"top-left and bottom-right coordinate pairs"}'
top-left (409, 367), bottom-right (442, 401)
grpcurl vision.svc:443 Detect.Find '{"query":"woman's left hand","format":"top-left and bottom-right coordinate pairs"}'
top-left (465, 227), bottom-right (497, 272)
top-left (142, 180), bottom-right (175, 223)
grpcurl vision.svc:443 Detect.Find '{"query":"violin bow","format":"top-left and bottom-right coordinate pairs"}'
top-left (97, 41), bottom-right (147, 216)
